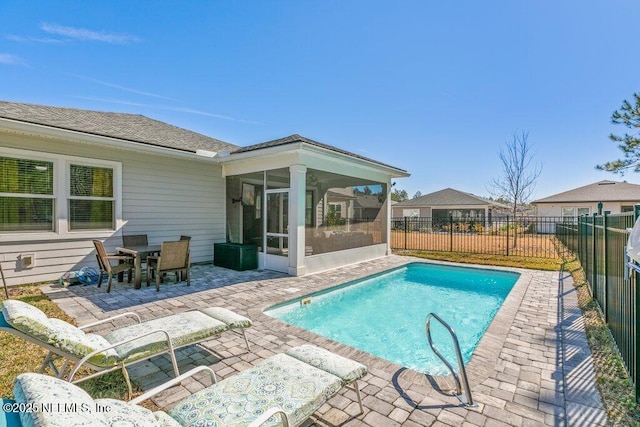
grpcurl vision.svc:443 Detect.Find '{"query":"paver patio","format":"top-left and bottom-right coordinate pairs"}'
top-left (40, 255), bottom-right (607, 426)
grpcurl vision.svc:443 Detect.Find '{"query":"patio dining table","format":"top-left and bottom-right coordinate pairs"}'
top-left (115, 244), bottom-right (161, 289)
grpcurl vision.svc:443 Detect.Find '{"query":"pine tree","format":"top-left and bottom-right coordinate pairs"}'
top-left (597, 93), bottom-right (640, 173)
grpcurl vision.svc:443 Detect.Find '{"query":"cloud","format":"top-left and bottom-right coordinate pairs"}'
top-left (73, 96), bottom-right (261, 124)
top-left (0, 53), bottom-right (26, 66)
top-left (68, 74), bottom-right (176, 101)
top-left (5, 34), bottom-right (66, 44)
top-left (40, 23), bottom-right (141, 44)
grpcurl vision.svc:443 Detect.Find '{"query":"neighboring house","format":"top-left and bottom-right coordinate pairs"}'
top-left (391, 188), bottom-right (507, 222)
top-left (532, 180), bottom-right (640, 219)
top-left (0, 101), bottom-right (408, 286)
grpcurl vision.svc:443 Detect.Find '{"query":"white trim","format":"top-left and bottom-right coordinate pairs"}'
top-left (0, 147), bottom-right (122, 242)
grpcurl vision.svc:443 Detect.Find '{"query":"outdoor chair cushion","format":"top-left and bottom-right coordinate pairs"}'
top-left (199, 307), bottom-right (253, 329)
top-left (2, 301), bottom-right (252, 369)
top-left (13, 345), bottom-right (366, 427)
top-left (14, 372), bottom-right (107, 427)
top-left (2, 300), bottom-right (53, 343)
top-left (104, 310), bottom-right (230, 361)
top-left (2, 301), bottom-right (118, 367)
top-left (94, 399), bottom-right (181, 427)
top-left (168, 353), bottom-right (343, 427)
top-left (285, 344), bottom-right (368, 384)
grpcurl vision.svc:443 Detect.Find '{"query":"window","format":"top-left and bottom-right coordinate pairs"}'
top-left (562, 207), bottom-right (590, 222)
top-left (577, 207), bottom-right (590, 217)
top-left (622, 205), bottom-right (635, 213)
top-left (402, 209), bottom-right (419, 218)
top-left (0, 148), bottom-right (121, 239)
top-left (329, 203), bottom-right (342, 219)
top-left (0, 157), bottom-right (54, 232)
top-left (69, 164), bottom-right (114, 230)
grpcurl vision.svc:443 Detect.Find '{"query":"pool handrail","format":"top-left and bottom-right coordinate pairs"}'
top-left (425, 312), bottom-right (475, 406)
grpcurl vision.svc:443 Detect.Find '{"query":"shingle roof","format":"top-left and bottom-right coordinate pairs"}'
top-left (394, 188), bottom-right (497, 207)
top-left (533, 180), bottom-right (640, 203)
top-left (232, 134), bottom-right (407, 173)
top-left (0, 100), bottom-right (238, 153)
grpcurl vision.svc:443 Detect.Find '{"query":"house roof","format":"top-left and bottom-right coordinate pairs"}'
top-left (355, 194), bottom-right (384, 209)
top-left (232, 134), bottom-right (407, 173)
top-left (533, 180), bottom-right (640, 204)
top-left (0, 100), bottom-right (239, 153)
top-left (394, 188), bottom-right (499, 207)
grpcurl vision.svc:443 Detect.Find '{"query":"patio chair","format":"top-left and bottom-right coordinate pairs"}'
top-left (122, 233), bottom-right (158, 261)
top-left (93, 240), bottom-right (133, 293)
top-left (146, 240), bottom-right (191, 291)
top-left (179, 236), bottom-right (191, 280)
top-left (122, 234), bottom-right (148, 247)
top-left (12, 345), bottom-right (367, 427)
top-left (0, 299), bottom-right (252, 398)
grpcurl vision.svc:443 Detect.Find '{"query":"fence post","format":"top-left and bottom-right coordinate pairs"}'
top-left (404, 217), bottom-right (408, 250)
top-left (592, 213), bottom-right (598, 300)
top-left (635, 205), bottom-right (640, 403)
top-left (506, 216), bottom-right (510, 256)
top-left (449, 216), bottom-right (453, 252)
top-left (603, 212), bottom-right (608, 323)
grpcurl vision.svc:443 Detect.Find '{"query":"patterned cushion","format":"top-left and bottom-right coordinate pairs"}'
top-left (95, 398), bottom-right (165, 426)
top-left (48, 322), bottom-right (119, 368)
top-left (104, 311), bottom-right (228, 361)
top-left (286, 345), bottom-right (368, 384)
top-left (14, 373), bottom-right (108, 427)
top-left (199, 307), bottom-right (253, 329)
top-left (153, 411), bottom-right (182, 427)
top-left (168, 353), bottom-right (342, 427)
top-left (2, 300), bottom-right (53, 343)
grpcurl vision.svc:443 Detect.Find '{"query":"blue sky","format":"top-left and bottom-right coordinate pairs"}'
top-left (1, 1), bottom-right (639, 200)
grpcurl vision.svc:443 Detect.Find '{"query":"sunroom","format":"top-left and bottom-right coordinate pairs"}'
top-left (221, 135), bottom-right (409, 275)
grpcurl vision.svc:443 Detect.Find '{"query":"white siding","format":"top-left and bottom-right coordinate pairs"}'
top-left (1, 133), bottom-right (225, 286)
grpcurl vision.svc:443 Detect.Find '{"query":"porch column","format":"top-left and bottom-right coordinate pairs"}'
top-left (289, 164), bottom-right (307, 276)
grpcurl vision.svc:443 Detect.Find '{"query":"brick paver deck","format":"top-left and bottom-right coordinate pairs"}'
top-left (41, 255), bottom-right (607, 426)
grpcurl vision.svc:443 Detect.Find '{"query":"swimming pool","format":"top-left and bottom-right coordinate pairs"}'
top-left (264, 262), bottom-right (520, 375)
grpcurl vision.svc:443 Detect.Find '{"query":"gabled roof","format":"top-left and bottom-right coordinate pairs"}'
top-left (355, 194), bottom-right (384, 209)
top-left (533, 180), bottom-right (640, 204)
top-left (0, 100), bottom-right (238, 153)
top-left (394, 188), bottom-right (498, 207)
top-left (232, 134), bottom-right (407, 173)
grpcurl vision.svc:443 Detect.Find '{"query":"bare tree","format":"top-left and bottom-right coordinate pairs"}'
top-left (490, 132), bottom-right (542, 246)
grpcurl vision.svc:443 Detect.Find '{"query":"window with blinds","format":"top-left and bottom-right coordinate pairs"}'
top-left (0, 156), bottom-right (55, 232)
top-left (68, 164), bottom-right (114, 230)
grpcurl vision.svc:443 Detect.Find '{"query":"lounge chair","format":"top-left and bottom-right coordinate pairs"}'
top-left (11, 344), bottom-right (367, 427)
top-left (0, 300), bottom-right (252, 397)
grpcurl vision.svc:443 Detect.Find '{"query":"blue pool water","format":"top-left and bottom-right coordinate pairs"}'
top-left (265, 263), bottom-right (520, 374)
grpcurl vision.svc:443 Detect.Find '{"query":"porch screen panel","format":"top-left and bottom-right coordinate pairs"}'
top-left (0, 156), bottom-right (54, 231)
top-left (68, 164), bottom-right (114, 230)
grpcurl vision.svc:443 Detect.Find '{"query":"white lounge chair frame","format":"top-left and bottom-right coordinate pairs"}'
top-left (0, 309), bottom-right (251, 398)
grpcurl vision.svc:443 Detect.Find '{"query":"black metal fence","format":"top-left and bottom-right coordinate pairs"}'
top-left (556, 211), bottom-right (639, 401)
top-left (391, 216), bottom-right (564, 258)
